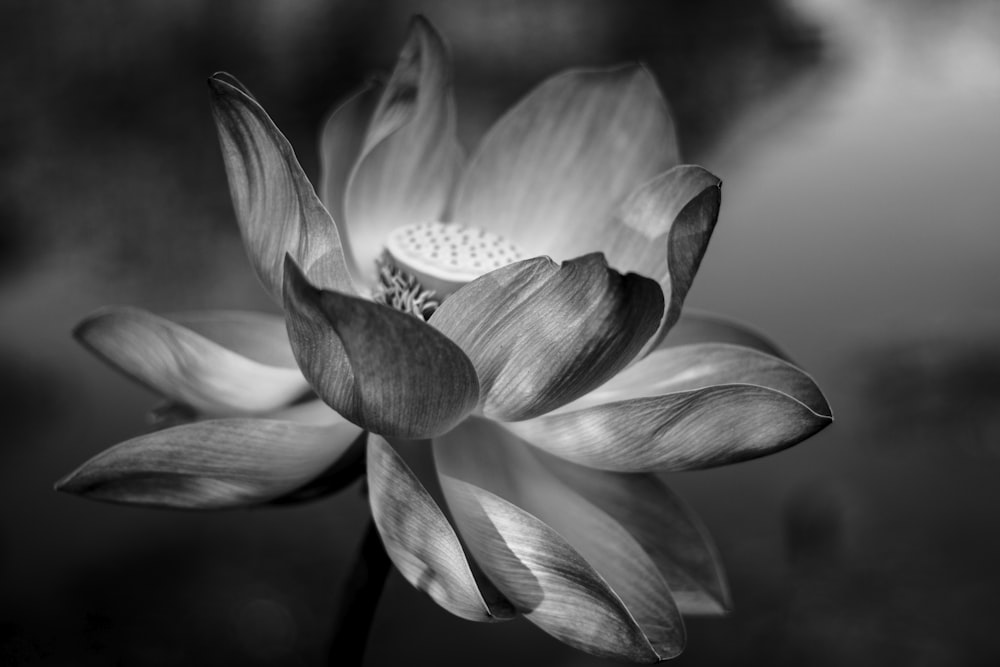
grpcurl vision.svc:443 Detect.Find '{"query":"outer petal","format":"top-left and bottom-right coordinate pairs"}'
top-left (507, 344), bottom-right (833, 471)
top-left (659, 308), bottom-right (789, 360)
top-left (601, 166), bottom-right (721, 339)
top-left (209, 73), bottom-right (356, 301)
top-left (343, 17), bottom-right (463, 284)
top-left (534, 452), bottom-right (730, 615)
top-left (74, 307), bottom-right (310, 416)
top-left (282, 257), bottom-right (479, 438)
top-left (436, 420), bottom-right (683, 662)
top-left (167, 310), bottom-right (297, 368)
top-left (55, 418), bottom-right (362, 509)
top-left (452, 65), bottom-right (679, 261)
top-left (429, 254), bottom-right (663, 421)
top-left (318, 81), bottom-right (381, 227)
top-left (366, 435), bottom-right (515, 622)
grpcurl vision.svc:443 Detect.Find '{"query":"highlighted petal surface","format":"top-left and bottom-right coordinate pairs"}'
top-left (437, 420), bottom-right (683, 662)
top-left (536, 453), bottom-right (730, 615)
top-left (508, 344), bottom-right (832, 471)
top-left (453, 65), bottom-right (678, 260)
top-left (168, 310), bottom-right (297, 368)
top-left (55, 418), bottom-right (362, 509)
top-left (430, 254), bottom-right (663, 421)
top-left (283, 258), bottom-right (478, 438)
top-left (210, 74), bottom-right (355, 300)
top-left (74, 307), bottom-right (309, 415)
top-left (318, 82), bottom-right (381, 226)
top-left (601, 166), bottom-right (721, 337)
top-left (344, 17), bottom-right (463, 283)
top-left (367, 435), bottom-right (514, 621)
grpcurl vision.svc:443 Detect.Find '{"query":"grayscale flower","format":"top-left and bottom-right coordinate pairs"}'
top-left (58, 18), bottom-right (832, 662)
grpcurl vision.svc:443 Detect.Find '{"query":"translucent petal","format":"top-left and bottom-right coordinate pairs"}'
top-left (452, 65), bottom-right (679, 260)
top-left (167, 310), bottom-right (297, 368)
top-left (318, 82), bottom-right (381, 229)
top-left (74, 306), bottom-right (309, 416)
top-left (343, 18), bottom-right (463, 284)
top-left (658, 308), bottom-right (789, 360)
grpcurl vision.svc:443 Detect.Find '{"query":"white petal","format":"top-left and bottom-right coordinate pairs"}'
top-left (56, 418), bottom-right (362, 509)
top-left (507, 344), bottom-right (833, 472)
top-left (452, 65), bottom-right (678, 260)
top-left (210, 74), bottom-right (357, 300)
top-left (366, 435), bottom-right (515, 621)
top-left (75, 307), bottom-right (309, 416)
top-left (436, 418), bottom-right (684, 661)
top-left (343, 18), bottom-right (463, 284)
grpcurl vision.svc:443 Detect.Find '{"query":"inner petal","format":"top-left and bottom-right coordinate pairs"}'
top-left (376, 221), bottom-right (526, 316)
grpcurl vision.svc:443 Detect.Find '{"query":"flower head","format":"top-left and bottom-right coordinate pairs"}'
top-left (57, 17), bottom-right (832, 662)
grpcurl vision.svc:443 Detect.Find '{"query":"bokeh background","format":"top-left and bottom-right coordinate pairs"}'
top-left (3, 0), bottom-right (1000, 664)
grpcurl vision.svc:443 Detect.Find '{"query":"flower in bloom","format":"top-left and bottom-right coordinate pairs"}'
top-left (57, 18), bottom-right (832, 662)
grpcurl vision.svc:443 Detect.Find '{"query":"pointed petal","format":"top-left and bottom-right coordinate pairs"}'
top-left (658, 308), bottom-right (789, 360)
top-left (344, 18), bottom-right (463, 283)
top-left (167, 310), bottom-right (297, 368)
top-left (55, 418), bottom-right (363, 509)
top-left (436, 420), bottom-right (683, 661)
top-left (282, 258), bottom-right (479, 438)
top-left (74, 307), bottom-right (309, 416)
top-left (209, 73), bottom-right (356, 301)
top-left (429, 254), bottom-right (663, 421)
top-left (452, 65), bottom-right (679, 260)
top-left (318, 81), bottom-right (381, 225)
top-left (602, 166), bottom-right (721, 338)
top-left (507, 344), bottom-right (833, 471)
top-left (535, 453), bottom-right (730, 615)
top-left (367, 435), bottom-right (515, 621)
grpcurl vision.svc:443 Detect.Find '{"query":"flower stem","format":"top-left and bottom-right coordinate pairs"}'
top-left (328, 515), bottom-right (391, 666)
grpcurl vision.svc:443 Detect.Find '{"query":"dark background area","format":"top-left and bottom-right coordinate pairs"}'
top-left (2, 0), bottom-right (1000, 664)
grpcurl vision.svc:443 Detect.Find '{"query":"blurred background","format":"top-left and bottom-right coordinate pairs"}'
top-left (2, 0), bottom-right (999, 664)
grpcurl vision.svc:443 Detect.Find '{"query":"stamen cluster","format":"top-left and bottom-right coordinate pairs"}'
top-left (371, 254), bottom-right (441, 320)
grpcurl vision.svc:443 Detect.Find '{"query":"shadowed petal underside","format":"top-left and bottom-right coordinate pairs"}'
top-left (55, 418), bottom-right (362, 509)
top-left (283, 257), bottom-right (479, 438)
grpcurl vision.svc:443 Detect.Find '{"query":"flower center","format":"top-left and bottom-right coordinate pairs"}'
top-left (372, 255), bottom-right (441, 320)
top-left (382, 221), bottom-right (525, 300)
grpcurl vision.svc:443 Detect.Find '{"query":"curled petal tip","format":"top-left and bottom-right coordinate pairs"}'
top-left (206, 74), bottom-right (233, 95)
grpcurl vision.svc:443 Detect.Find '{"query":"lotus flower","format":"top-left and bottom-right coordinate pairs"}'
top-left (57, 18), bottom-right (832, 662)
